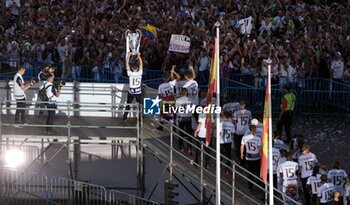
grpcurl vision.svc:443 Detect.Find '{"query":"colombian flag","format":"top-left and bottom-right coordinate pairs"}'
top-left (142, 25), bottom-right (157, 43)
top-left (260, 80), bottom-right (269, 182)
top-left (205, 43), bottom-right (217, 147)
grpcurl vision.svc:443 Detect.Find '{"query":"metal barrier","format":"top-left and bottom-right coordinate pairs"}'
top-left (49, 176), bottom-right (107, 205)
top-left (0, 168), bottom-right (50, 205)
top-left (142, 117), bottom-right (301, 205)
top-left (299, 90), bottom-right (350, 116)
top-left (109, 190), bottom-right (159, 205)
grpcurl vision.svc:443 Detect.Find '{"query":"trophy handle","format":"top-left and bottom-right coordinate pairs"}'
top-left (136, 29), bottom-right (142, 54)
top-left (125, 30), bottom-right (130, 58)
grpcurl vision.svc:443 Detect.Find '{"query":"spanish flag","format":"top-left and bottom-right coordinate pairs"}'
top-left (260, 80), bottom-right (269, 182)
top-left (205, 43), bottom-right (217, 147)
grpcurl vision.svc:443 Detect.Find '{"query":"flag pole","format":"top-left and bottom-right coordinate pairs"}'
top-left (267, 58), bottom-right (274, 205)
top-left (214, 22), bottom-right (221, 205)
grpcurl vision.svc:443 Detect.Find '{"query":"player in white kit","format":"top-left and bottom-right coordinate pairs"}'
top-left (123, 52), bottom-right (143, 122)
top-left (298, 144), bottom-right (318, 205)
top-left (306, 165), bottom-right (321, 205)
top-left (317, 175), bottom-right (335, 205)
top-left (234, 100), bottom-right (252, 164)
top-left (327, 161), bottom-right (348, 201)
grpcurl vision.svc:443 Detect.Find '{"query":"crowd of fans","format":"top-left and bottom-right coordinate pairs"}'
top-left (0, 0), bottom-right (350, 86)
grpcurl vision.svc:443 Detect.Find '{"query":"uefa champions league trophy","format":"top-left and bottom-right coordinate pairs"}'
top-left (125, 29), bottom-right (142, 57)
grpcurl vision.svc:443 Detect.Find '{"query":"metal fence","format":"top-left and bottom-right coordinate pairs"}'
top-left (0, 168), bottom-right (49, 205)
top-left (49, 177), bottom-right (107, 205)
top-left (141, 117), bottom-right (302, 205)
top-left (0, 168), bottom-right (159, 205)
top-left (109, 190), bottom-right (159, 205)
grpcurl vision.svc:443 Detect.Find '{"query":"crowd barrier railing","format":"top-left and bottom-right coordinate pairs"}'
top-left (0, 168), bottom-right (50, 205)
top-left (0, 167), bottom-right (158, 205)
top-left (142, 117), bottom-right (301, 205)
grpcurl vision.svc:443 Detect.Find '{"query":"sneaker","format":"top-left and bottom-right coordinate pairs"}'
top-left (156, 126), bottom-right (163, 131)
top-left (22, 120), bottom-right (28, 125)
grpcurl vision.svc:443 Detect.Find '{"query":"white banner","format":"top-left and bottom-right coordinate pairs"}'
top-left (168, 34), bottom-right (191, 53)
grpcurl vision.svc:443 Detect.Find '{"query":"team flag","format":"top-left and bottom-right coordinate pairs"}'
top-left (260, 81), bottom-right (269, 182)
top-left (205, 43), bottom-right (217, 147)
top-left (142, 25), bottom-right (157, 44)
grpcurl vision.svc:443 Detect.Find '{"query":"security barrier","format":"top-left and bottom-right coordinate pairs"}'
top-left (0, 168), bottom-right (50, 205)
top-left (109, 190), bottom-right (159, 205)
top-left (49, 177), bottom-right (107, 205)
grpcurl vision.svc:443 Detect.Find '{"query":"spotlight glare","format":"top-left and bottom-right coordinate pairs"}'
top-left (4, 149), bottom-right (25, 168)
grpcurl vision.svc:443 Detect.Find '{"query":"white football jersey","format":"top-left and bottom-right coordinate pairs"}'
top-left (241, 134), bottom-right (261, 160)
top-left (197, 113), bottom-right (214, 139)
top-left (317, 183), bottom-right (334, 203)
top-left (158, 80), bottom-right (176, 97)
top-left (223, 102), bottom-right (240, 115)
top-left (273, 139), bottom-right (284, 150)
top-left (298, 153), bottom-right (318, 178)
top-left (175, 80), bottom-right (187, 98)
top-left (306, 174), bottom-right (321, 195)
top-left (233, 109), bottom-right (252, 135)
top-left (183, 79), bottom-right (199, 105)
top-left (278, 161), bottom-right (298, 181)
top-left (220, 121), bottom-right (235, 144)
top-left (345, 185), bottom-right (350, 198)
top-left (327, 169), bottom-right (348, 194)
top-left (13, 73), bottom-right (26, 100)
top-left (127, 70), bottom-right (143, 94)
top-left (271, 148), bottom-right (281, 174)
top-left (175, 96), bottom-right (192, 118)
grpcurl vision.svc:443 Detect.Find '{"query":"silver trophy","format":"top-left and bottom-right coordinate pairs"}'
top-left (125, 29), bottom-right (142, 56)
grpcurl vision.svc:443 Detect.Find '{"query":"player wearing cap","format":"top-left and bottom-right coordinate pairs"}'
top-left (298, 144), bottom-right (319, 205)
top-left (244, 118), bottom-right (263, 138)
top-left (306, 166), bottom-right (322, 205)
top-left (277, 83), bottom-right (296, 143)
top-left (123, 52), bottom-right (143, 122)
top-left (234, 100), bottom-right (252, 163)
top-left (317, 174), bottom-right (335, 205)
top-left (175, 88), bottom-right (192, 154)
top-left (240, 125), bottom-right (261, 189)
top-left (327, 161), bottom-right (348, 199)
top-left (220, 111), bottom-right (235, 174)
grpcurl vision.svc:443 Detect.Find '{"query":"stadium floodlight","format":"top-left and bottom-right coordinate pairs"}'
top-left (4, 149), bottom-right (25, 168)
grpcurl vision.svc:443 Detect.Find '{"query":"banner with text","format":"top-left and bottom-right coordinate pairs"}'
top-left (168, 34), bottom-right (191, 53)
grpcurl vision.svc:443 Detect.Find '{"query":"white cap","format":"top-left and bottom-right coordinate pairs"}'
top-left (251, 119), bottom-right (259, 126)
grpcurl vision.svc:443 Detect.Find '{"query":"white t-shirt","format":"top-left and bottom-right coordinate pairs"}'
top-left (331, 59), bottom-right (345, 80)
top-left (317, 183), bottom-right (334, 203)
top-left (197, 113), bottom-right (214, 138)
top-left (278, 160), bottom-right (298, 181)
top-left (175, 96), bottom-right (192, 118)
top-left (241, 134), bottom-right (261, 161)
top-left (158, 80), bottom-right (176, 97)
top-left (13, 73), bottom-right (25, 100)
top-left (127, 70), bottom-right (143, 94)
top-left (298, 152), bottom-right (318, 179)
top-left (244, 122), bottom-right (263, 138)
top-left (233, 109), bottom-right (252, 135)
top-left (306, 174), bottom-right (321, 195)
top-left (327, 169), bottom-right (348, 194)
top-left (57, 44), bottom-right (68, 62)
top-left (183, 79), bottom-right (199, 105)
top-left (220, 121), bottom-right (235, 144)
top-left (271, 148), bottom-right (281, 174)
top-left (175, 80), bottom-right (187, 98)
top-left (273, 139), bottom-right (285, 151)
top-left (223, 102), bottom-right (240, 115)
top-left (345, 185), bottom-right (350, 199)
